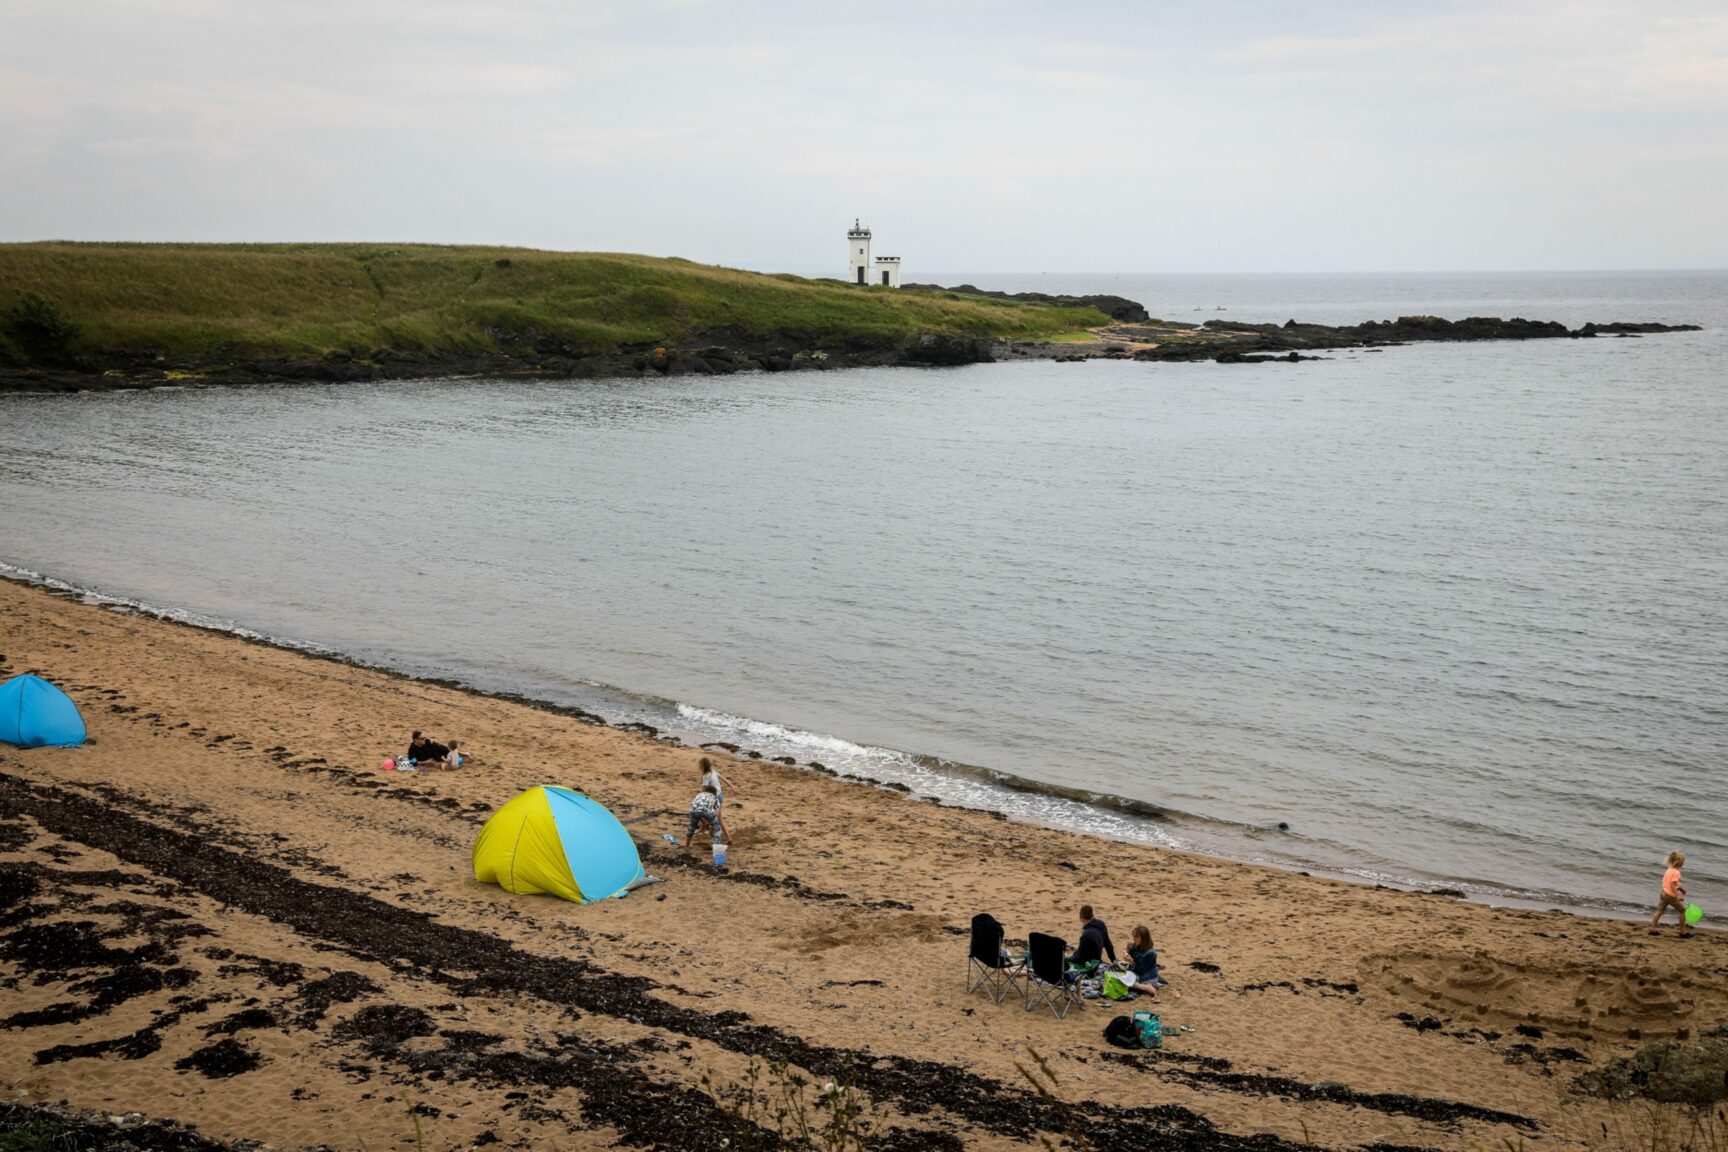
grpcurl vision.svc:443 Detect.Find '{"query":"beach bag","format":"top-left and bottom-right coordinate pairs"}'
top-left (1103, 1015), bottom-right (1140, 1049)
top-left (1102, 971), bottom-right (1136, 1001)
top-left (1132, 1010), bottom-right (1162, 1050)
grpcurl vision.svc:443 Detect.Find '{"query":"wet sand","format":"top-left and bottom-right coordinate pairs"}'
top-left (0, 577), bottom-right (1721, 1151)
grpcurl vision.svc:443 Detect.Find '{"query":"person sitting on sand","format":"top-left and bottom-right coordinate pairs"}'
top-left (1068, 904), bottom-right (1117, 972)
top-left (442, 740), bottom-right (463, 769)
top-left (699, 757), bottom-right (735, 807)
top-left (684, 783), bottom-right (727, 849)
top-left (1126, 925), bottom-right (1179, 998)
top-left (1649, 851), bottom-right (1693, 937)
top-left (407, 730), bottom-right (446, 763)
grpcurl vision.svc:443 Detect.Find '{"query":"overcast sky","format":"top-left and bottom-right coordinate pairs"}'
top-left (3, 0), bottom-right (1725, 273)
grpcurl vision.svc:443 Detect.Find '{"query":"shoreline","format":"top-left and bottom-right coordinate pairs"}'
top-left (0, 560), bottom-right (1651, 922)
top-left (2, 576), bottom-right (1725, 1150)
top-left (3, 580), bottom-right (1728, 1146)
top-left (0, 313), bottom-right (1702, 394)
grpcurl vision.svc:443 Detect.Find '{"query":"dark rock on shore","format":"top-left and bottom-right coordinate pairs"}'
top-left (1115, 314), bottom-right (1700, 366)
top-left (897, 331), bottom-right (995, 366)
top-left (1577, 321), bottom-right (1702, 335)
top-left (1577, 1027), bottom-right (1728, 1104)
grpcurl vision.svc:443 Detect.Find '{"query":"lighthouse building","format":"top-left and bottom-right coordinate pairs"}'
top-left (846, 219), bottom-right (902, 288)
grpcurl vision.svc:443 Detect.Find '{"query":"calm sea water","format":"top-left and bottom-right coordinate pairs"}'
top-left (2, 271), bottom-right (1724, 915)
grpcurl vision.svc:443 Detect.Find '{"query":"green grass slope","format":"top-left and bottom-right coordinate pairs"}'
top-left (0, 242), bottom-right (1106, 368)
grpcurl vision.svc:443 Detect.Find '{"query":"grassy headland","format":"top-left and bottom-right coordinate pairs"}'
top-left (0, 242), bottom-right (1108, 385)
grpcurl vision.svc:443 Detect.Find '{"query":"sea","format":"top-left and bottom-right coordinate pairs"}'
top-left (2, 270), bottom-right (1724, 917)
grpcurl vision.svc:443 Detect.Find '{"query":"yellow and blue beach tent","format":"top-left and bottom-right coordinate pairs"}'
top-left (473, 786), bottom-right (647, 903)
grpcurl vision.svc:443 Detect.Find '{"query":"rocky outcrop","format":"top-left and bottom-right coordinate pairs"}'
top-left (1576, 1028), bottom-right (1728, 1104)
top-left (1113, 315), bottom-right (1702, 365)
top-left (1577, 321), bottom-right (1702, 335)
top-left (896, 331), bottom-right (995, 366)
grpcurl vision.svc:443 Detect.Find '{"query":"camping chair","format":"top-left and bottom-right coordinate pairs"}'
top-left (966, 913), bottom-right (1026, 1004)
top-left (1024, 932), bottom-right (1082, 1018)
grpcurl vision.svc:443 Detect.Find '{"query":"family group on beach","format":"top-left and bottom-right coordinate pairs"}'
top-left (671, 754), bottom-right (1183, 1012)
top-left (385, 729), bottom-right (463, 772)
top-left (1060, 904), bottom-right (1180, 1001)
top-left (396, 725), bottom-right (1703, 947)
top-left (993, 904), bottom-right (1179, 1010)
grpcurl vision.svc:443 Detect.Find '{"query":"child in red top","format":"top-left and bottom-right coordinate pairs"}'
top-left (1648, 851), bottom-right (1692, 937)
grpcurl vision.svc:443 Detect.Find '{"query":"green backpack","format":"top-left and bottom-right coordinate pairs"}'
top-left (1132, 1010), bottom-right (1162, 1049)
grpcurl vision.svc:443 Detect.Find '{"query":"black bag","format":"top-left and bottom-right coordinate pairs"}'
top-left (1103, 1014), bottom-right (1140, 1049)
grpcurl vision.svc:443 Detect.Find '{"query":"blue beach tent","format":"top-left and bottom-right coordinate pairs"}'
top-left (0, 674), bottom-right (88, 748)
top-left (473, 786), bottom-right (648, 903)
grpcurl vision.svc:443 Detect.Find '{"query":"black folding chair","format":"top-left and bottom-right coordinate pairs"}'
top-left (1024, 931), bottom-right (1082, 1018)
top-left (966, 913), bottom-right (1025, 1004)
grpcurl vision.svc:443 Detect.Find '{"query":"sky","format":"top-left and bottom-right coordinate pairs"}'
top-left (2, 0), bottom-right (1725, 273)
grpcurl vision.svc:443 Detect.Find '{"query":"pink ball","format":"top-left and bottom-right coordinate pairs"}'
top-left (381, 758), bottom-right (396, 771)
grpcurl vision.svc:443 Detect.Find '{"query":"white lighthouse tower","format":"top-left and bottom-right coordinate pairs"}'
top-left (846, 219), bottom-right (903, 288)
top-left (848, 219), bottom-right (871, 285)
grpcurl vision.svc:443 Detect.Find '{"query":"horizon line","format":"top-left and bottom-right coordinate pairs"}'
top-left (3, 239), bottom-right (1724, 278)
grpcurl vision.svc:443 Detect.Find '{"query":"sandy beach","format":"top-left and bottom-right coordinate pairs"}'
top-left (1, 576), bottom-right (1722, 1151)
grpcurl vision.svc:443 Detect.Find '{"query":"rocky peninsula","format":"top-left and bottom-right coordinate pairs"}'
top-left (0, 244), bottom-right (1702, 392)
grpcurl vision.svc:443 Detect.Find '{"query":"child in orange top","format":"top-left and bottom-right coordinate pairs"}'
top-left (1648, 851), bottom-right (1692, 937)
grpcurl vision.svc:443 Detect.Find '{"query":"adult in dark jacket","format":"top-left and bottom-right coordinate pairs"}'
top-left (407, 730), bottom-right (449, 763)
top-left (1069, 904), bottom-right (1117, 969)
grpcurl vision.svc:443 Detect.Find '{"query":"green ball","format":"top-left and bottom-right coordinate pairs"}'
top-left (1685, 904), bottom-right (1703, 926)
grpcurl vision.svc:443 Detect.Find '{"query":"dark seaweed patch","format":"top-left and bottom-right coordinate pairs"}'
top-left (332, 1003), bottom-right (435, 1050)
top-left (35, 1025), bottom-right (164, 1063)
top-left (204, 1007), bottom-right (277, 1035)
top-left (0, 920), bottom-right (170, 974)
top-left (33, 997), bottom-right (216, 1066)
top-left (1397, 1013), bottom-right (1446, 1033)
top-left (175, 1038), bottom-right (263, 1078)
top-left (1152, 1066), bottom-right (1534, 1129)
top-left (1101, 1049), bottom-right (1234, 1073)
top-left (4, 965), bottom-right (194, 1028)
top-left (0, 817), bottom-right (30, 853)
top-left (292, 970), bottom-right (380, 1027)
top-left (215, 954), bottom-right (305, 988)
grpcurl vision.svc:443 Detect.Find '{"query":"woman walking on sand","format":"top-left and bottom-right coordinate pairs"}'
top-left (1648, 851), bottom-right (1693, 937)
